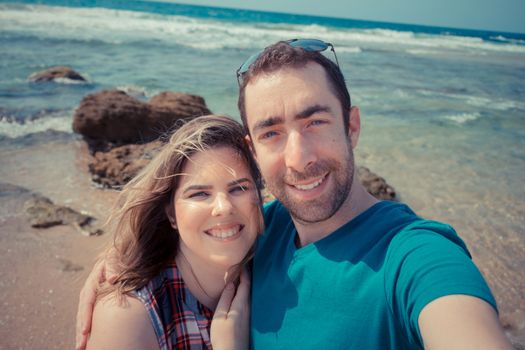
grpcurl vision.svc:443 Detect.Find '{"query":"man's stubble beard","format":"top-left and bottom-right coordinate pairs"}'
top-left (266, 144), bottom-right (354, 224)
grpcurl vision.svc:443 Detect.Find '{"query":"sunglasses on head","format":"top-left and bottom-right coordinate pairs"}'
top-left (236, 38), bottom-right (340, 85)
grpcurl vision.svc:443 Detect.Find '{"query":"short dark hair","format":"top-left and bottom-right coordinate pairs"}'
top-left (237, 41), bottom-right (351, 134)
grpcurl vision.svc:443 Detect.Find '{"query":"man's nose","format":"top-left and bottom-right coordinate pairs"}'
top-left (284, 131), bottom-right (316, 172)
top-left (211, 192), bottom-right (234, 216)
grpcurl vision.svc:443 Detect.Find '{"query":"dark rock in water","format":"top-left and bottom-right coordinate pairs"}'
top-left (28, 66), bottom-right (87, 82)
top-left (357, 166), bottom-right (397, 201)
top-left (89, 140), bottom-right (163, 188)
top-left (73, 90), bottom-right (210, 145)
top-left (24, 194), bottom-right (102, 236)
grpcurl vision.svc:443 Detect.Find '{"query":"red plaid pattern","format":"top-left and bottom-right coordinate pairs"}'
top-left (135, 261), bottom-right (214, 350)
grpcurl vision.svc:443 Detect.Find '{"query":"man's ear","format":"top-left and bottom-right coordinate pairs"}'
top-left (348, 106), bottom-right (361, 149)
top-left (245, 134), bottom-right (257, 158)
top-left (165, 201), bottom-right (177, 230)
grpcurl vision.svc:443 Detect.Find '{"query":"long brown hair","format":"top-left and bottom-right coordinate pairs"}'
top-left (105, 115), bottom-right (263, 295)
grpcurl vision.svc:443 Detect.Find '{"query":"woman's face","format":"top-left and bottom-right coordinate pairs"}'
top-left (170, 146), bottom-right (260, 270)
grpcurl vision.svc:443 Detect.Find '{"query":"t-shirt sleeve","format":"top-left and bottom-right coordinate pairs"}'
top-left (384, 223), bottom-right (497, 348)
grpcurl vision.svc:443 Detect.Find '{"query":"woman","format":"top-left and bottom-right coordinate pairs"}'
top-left (86, 115), bottom-right (264, 350)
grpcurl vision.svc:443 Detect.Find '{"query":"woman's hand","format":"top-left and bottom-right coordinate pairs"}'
top-left (75, 250), bottom-right (119, 350)
top-left (210, 268), bottom-right (251, 350)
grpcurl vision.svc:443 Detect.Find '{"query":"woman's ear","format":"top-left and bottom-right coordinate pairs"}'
top-left (165, 202), bottom-right (177, 229)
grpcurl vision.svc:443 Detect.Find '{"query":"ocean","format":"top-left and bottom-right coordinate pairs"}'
top-left (1, 0), bottom-right (524, 337)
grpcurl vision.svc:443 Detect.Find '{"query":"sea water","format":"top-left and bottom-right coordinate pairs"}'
top-left (0, 0), bottom-right (524, 319)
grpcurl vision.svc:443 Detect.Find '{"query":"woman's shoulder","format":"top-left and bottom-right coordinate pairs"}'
top-left (86, 292), bottom-right (159, 350)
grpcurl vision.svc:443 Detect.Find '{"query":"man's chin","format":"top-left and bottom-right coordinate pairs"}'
top-left (282, 196), bottom-right (337, 224)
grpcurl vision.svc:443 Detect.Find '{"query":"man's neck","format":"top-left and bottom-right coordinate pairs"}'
top-left (293, 177), bottom-right (379, 247)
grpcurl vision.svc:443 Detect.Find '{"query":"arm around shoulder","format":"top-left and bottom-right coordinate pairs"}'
top-left (419, 295), bottom-right (513, 350)
top-left (86, 293), bottom-right (159, 350)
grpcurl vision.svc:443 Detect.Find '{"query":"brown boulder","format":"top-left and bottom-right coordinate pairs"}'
top-left (73, 90), bottom-right (152, 144)
top-left (357, 166), bottom-right (397, 201)
top-left (89, 140), bottom-right (164, 188)
top-left (28, 66), bottom-right (87, 82)
top-left (150, 92), bottom-right (211, 118)
top-left (73, 90), bottom-right (211, 145)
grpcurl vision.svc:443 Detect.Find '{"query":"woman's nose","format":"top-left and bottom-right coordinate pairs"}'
top-left (211, 192), bottom-right (234, 216)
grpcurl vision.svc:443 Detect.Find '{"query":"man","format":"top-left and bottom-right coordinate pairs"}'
top-left (77, 39), bottom-right (512, 349)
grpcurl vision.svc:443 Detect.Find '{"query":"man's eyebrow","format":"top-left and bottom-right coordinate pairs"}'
top-left (296, 105), bottom-right (332, 120)
top-left (183, 184), bottom-right (212, 194)
top-left (252, 116), bottom-right (284, 133)
top-left (227, 178), bottom-right (252, 187)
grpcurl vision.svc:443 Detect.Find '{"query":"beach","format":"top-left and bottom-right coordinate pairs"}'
top-left (1, 1), bottom-right (524, 348)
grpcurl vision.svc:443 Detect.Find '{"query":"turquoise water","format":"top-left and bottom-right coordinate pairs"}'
top-left (0, 1), bottom-right (524, 300)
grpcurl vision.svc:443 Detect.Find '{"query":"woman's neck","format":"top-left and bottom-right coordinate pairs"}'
top-left (176, 248), bottom-right (229, 311)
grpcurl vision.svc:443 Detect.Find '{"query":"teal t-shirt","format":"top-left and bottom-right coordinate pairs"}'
top-left (251, 200), bottom-right (496, 349)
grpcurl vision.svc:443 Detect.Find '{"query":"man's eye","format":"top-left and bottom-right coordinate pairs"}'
top-left (259, 130), bottom-right (278, 140)
top-left (309, 119), bottom-right (327, 127)
top-left (188, 191), bottom-right (208, 199)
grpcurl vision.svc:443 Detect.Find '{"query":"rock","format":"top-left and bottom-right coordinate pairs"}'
top-left (28, 66), bottom-right (87, 82)
top-left (72, 90), bottom-right (152, 145)
top-left (89, 140), bottom-right (163, 188)
top-left (357, 166), bottom-right (397, 201)
top-left (149, 92), bottom-right (211, 120)
top-left (73, 90), bottom-right (211, 145)
top-left (24, 194), bottom-right (102, 236)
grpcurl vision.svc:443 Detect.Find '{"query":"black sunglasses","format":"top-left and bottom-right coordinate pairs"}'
top-left (236, 38), bottom-right (340, 85)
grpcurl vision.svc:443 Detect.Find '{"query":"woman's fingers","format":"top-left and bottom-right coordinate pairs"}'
top-left (210, 277), bottom-right (251, 350)
top-left (214, 282), bottom-right (236, 319)
top-left (231, 268), bottom-right (250, 311)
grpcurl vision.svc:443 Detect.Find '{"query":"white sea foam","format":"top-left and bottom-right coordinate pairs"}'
top-left (116, 85), bottom-right (148, 98)
top-left (444, 112), bottom-right (480, 124)
top-left (2, 4), bottom-right (524, 55)
top-left (0, 112), bottom-right (73, 138)
top-left (51, 77), bottom-right (89, 85)
top-left (418, 90), bottom-right (525, 112)
top-left (337, 46), bottom-right (362, 53)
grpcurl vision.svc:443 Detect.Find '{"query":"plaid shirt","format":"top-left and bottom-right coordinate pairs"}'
top-left (135, 261), bottom-right (214, 350)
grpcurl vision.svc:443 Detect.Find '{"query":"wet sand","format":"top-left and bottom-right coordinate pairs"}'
top-left (0, 134), bottom-right (524, 349)
top-left (0, 136), bottom-right (117, 349)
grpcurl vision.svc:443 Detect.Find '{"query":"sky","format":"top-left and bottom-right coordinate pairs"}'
top-left (151, 0), bottom-right (525, 34)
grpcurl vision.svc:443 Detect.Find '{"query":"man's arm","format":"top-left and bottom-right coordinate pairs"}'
top-left (419, 294), bottom-right (512, 350)
top-left (76, 251), bottom-right (120, 350)
top-left (86, 293), bottom-right (159, 350)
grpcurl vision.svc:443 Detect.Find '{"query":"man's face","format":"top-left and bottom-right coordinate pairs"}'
top-left (244, 62), bottom-right (359, 223)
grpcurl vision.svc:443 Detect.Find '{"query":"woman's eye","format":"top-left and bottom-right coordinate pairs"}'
top-left (188, 191), bottom-right (209, 199)
top-left (230, 185), bottom-right (249, 194)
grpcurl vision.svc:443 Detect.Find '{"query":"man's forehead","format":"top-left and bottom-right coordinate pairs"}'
top-left (243, 63), bottom-right (331, 122)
